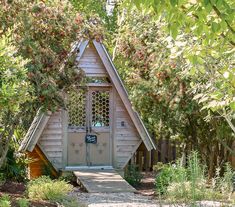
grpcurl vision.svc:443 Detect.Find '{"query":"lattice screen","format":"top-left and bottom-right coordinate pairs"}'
top-left (67, 89), bottom-right (86, 129)
top-left (91, 91), bottom-right (110, 127)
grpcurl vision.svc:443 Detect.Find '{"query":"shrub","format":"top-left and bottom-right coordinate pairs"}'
top-left (125, 164), bottom-right (143, 186)
top-left (27, 176), bottom-right (73, 202)
top-left (155, 163), bottom-right (173, 194)
top-left (0, 147), bottom-right (29, 182)
top-left (18, 198), bottom-right (29, 207)
top-left (155, 161), bottom-right (187, 194)
top-left (0, 194), bottom-right (11, 207)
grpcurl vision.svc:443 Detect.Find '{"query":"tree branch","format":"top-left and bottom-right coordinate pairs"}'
top-left (209, 1), bottom-right (235, 35)
top-left (224, 114), bottom-right (235, 134)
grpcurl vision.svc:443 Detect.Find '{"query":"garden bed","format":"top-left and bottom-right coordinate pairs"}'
top-left (0, 181), bottom-right (56, 207)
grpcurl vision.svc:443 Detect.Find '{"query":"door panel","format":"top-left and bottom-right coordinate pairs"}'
top-left (88, 88), bottom-right (111, 166)
top-left (68, 132), bottom-right (86, 166)
top-left (67, 87), bottom-right (111, 166)
top-left (89, 132), bottom-right (110, 166)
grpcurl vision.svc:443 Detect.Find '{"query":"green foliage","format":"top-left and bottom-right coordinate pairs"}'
top-left (27, 176), bottom-right (79, 206)
top-left (17, 198), bottom-right (29, 207)
top-left (155, 161), bottom-right (187, 194)
top-left (0, 194), bottom-right (11, 207)
top-left (59, 172), bottom-right (77, 184)
top-left (155, 151), bottom-right (234, 202)
top-left (0, 32), bottom-right (30, 168)
top-left (0, 146), bottom-right (29, 182)
top-left (122, 0), bottom-right (235, 136)
top-left (187, 151), bottom-right (205, 201)
top-left (125, 0), bottom-right (235, 46)
top-left (155, 163), bottom-right (174, 194)
top-left (27, 176), bottom-right (73, 202)
top-left (41, 163), bottom-right (57, 179)
top-left (0, 173), bottom-right (6, 184)
top-left (215, 163), bottom-right (234, 195)
top-left (125, 164), bottom-right (143, 186)
top-left (0, 0), bottom-right (83, 111)
top-left (114, 5), bottom-right (235, 173)
top-left (70, 0), bottom-right (118, 36)
top-left (0, 33), bottom-right (30, 114)
top-left (58, 196), bottom-right (79, 207)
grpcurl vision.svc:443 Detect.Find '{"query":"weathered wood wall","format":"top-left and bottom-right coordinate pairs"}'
top-left (114, 89), bottom-right (142, 169)
top-left (38, 111), bottom-right (63, 169)
top-left (77, 43), bottom-right (107, 77)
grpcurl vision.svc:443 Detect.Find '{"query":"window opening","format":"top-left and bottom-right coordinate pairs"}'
top-left (91, 90), bottom-right (110, 127)
top-left (67, 88), bottom-right (86, 130)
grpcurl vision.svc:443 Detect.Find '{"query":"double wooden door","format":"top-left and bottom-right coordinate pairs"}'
top-left (67, 87), bottom-right (112, 167)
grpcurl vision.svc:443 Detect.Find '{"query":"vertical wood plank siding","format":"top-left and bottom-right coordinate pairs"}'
top-left (38, 111), bottom-right (63, 169)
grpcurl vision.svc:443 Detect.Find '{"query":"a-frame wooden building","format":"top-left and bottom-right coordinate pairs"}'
top-left (19, 40), bottom-right (156, 178)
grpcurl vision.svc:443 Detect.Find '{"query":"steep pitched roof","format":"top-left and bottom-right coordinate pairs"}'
top-left (19, 109), bottom-right (51, 152)
top-left (19, 40), bottom-right (156, 152)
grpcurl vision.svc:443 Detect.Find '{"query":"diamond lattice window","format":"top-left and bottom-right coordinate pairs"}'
top-left (67, 89), bottom-right (86, 129)
top-left (91, 91), bottom-right (110, 127)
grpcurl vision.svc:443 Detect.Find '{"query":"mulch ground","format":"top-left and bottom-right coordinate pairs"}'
top-left (135, 171), bottom-right (156, 196)
top-left (0, 181), bottom-right (56, 207)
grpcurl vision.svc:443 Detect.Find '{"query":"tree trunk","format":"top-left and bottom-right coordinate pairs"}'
top-left (0, 126), bottom-right (15, 168)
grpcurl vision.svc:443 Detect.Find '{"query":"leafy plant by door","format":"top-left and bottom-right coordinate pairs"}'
top-left (125, 164), bottom-right (143, 186)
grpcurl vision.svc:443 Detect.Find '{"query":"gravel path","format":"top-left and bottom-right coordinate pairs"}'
top-left (72, 191), bottom-right (160, 207)
top-left (71, 190), bottom-right (233, 207)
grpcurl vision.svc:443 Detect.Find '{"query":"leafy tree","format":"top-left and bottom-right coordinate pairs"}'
top-left (0, 33), bottom-right (30, 167)
top-left (113, 8), bottom-right (234, 175)
top-left (0, 0), bottom-right (84, 111)
top-left (124, 0), bottom-right (235, 133)
top-left (125, 0), bottom-right (235, 45)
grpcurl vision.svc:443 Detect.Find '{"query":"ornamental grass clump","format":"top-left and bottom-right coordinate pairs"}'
top-left (155, 151), bottom-right (234, 203)
top-left (0, 194), bottom-right (11, 207)
top-left (165, 152), bottom-right (217, 202)
top-left (27, 176), bottom-right (73, 202)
